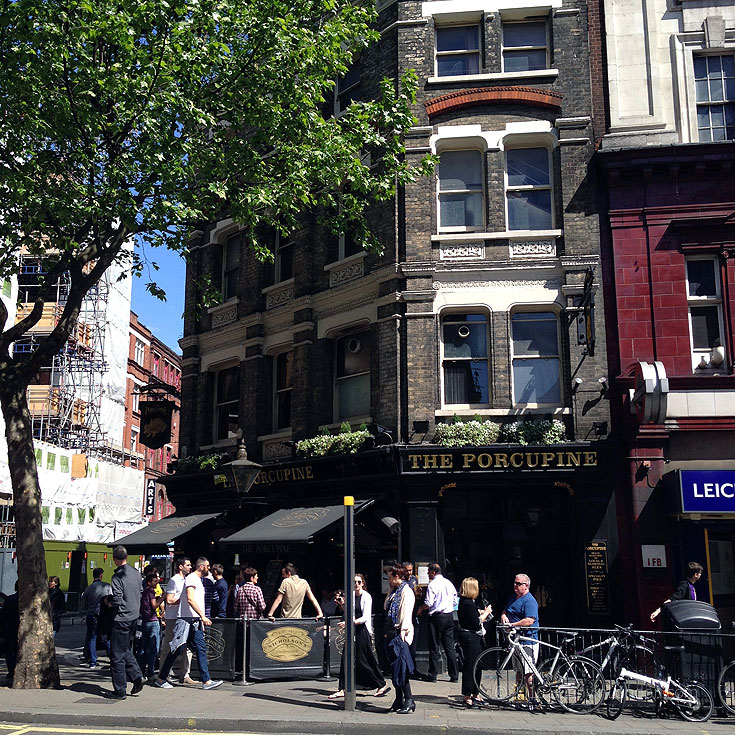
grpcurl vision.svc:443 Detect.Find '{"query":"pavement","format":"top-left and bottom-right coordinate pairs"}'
top-left (1, 617), bottom-right (735, 735)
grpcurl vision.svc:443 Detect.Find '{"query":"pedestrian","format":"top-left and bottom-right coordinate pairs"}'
top-left (383, 565), bottom-right (415, 714)
top-left (108, 545), bottom-right (144, 699)
top-left (212, 564), bottom-right (228, 618)
top-left (417, 562), bottom-right (459, 683)
top-left (267, 563), bottom-right (324, 620)
top-left (234, 567), bottom-right (266, 620)
top-left (80, 567), bottom-right (112, 668)
top-left (137, 571), bottom-right (164, 680)
top-left (457, 577), bottom-right (493, 707)
top-left (500, 572), bottom-right (539, 703)
top-left (153, 557), bottom-right (223, 690)
top-left (48, 575), bottom-right (66, 637)
top-left (327, 573), bottom-right (391, 700)
top-left (159, 556), bottom-right (195, 685)
top-left (650, 561), bottom-right (704, 622)
top-left (226, 567), bottom-right (245, 618)
top-left (402, 561), bottom-right (420, 673)
top-left (202, 569), bottom-right (216, 618)
top-left (0, 581), bottom-right (19, 685)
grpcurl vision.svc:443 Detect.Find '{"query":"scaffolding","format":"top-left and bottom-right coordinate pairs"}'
top-left (16, 256), bottom-right (110, 454)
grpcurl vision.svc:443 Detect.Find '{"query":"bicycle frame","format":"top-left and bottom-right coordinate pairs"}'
top-left (502, 628), bottom-right (572, 690)
top-left (618, 667), bottom-right (698, 708)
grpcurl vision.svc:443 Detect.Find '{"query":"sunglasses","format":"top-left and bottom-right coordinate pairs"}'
top-left (514, 581), bottom-right (527, 586)
top-left (354, 580), bottom-right (363, 585)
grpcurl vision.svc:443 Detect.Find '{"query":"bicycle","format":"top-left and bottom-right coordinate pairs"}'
top-left (717, 659), bottom-right (735, 715)
top-left (607, 667), bottom-right (713, 722)
top-left (473, 625), bottom-right (604, 714)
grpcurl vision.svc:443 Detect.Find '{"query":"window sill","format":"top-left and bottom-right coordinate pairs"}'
top-left (428, 69), bottom-right (559, 85)
top-left (323, 416), bottom-right (373, 431)
top-left (436, 407), bottom-right (570, 417)
top-left (257, 429), bottom-right (293, 442)
top-left (261, 278), bottom-right (295, 295)
top-left (199, 438), bottom-right (238, 452)
top-left (324, 251), bottom-right (366, 271)
top-left (432, 229), bottom-right (562, 242)
top-left (207, 299), bottom-right (239, 315)
top-left (324, 252), bottom-right (366, 287)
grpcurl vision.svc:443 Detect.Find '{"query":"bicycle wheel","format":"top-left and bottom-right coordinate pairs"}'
top-left (474, 647), bottom-right (517, 703)
top-left (718, 660), bottom-right (735, 715)
top-left (672, 682), bottom-right (713, 722)
top-left (553, 656), bottom-right (605, 713)
top-left (607, 678), bottom-right (627, 720)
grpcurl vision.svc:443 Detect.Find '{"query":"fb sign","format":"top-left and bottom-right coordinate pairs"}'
top-left (642, 545), bottom-right (667, 568)
top-left (680, 470), bottom-right (735, 514)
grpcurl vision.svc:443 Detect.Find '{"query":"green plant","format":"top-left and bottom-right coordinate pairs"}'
top-left (295, 426), bottom-right (372, 458)
top-left (435, 418), bottom-right (500, 447)
top-left (175, 452), bottom-right (230, 474)
top-left (499, 419), bottom-right (566, 445)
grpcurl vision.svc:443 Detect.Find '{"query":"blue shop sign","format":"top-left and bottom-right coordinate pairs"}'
top-left (679, 470), bottom-right (735, 514)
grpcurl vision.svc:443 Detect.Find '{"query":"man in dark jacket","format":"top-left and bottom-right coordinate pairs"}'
top-left (80, 567), bottom-right (112, 667)
top-left (650, 561), bottom-right (704, 622)
top-left (0, 581), bottom-right (19, 684)
top-left (108, 545), bottom-right (144, 699)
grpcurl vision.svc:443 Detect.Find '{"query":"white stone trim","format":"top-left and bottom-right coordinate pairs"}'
top-left (428, 69), bottom-right (558, 84)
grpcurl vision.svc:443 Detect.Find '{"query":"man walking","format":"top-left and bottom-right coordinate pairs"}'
top-left (418, 562), bottom-right (459, 682)
top-left (212, 564), bottom-right (228, 618)
top-left (650, 561), bottom-right (704, 622)
top-left (501, 573), bottom-right (539, 701)
top-left (154, 557), bottom-right (223, 690)
top-left (159, 556), bottom-right (195, 685)
top-left (267, 563), bottom-right (323, 620)
top-left (108, 545), bottom-right (144, 699)
top-left (80, 567), bottom-right (111, 668)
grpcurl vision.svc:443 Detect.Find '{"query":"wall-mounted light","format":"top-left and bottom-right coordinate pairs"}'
top-left (412, 420), bottom-right (430, 434)
top-left (598, 376), bottom-right (608, 392)
top-left (572, 376), bottom-right (584, 394)
top-left (592, 421), bottom-right (608, 437)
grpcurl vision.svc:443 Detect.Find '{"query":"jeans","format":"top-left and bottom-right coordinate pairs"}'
top-left (109, 619), bottom-right (142, 694)
top-left (137, 620), bottom-right (161, 678)
top-left (85, 614), bottom-right (110, 665)
top-left (159, 619), bottom-right (211, 683)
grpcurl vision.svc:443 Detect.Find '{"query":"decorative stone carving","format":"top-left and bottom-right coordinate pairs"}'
top-left (266, 285), bottom-right (295, 309)
top-left (440, 242), bottom-right (484, 260)
top-left (329, 260), bottom-right (364, 287)
top-left (262, 439), bottom-right (293, 461)
top-left (433, 278), bottom-right (562, 290)
top-left (510, 240), bottom-right (556, 257)
top-left (210, 304), bottom-right (237, 328)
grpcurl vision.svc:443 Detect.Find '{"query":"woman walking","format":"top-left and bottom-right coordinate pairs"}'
top-left (456, 577), bottom-right (493, 707)
top-left (383, 565), bottom-right (415, 714)
top-left (327, 574), bottom-right (391, 700)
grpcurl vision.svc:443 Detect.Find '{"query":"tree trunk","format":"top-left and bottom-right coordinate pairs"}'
top-left (1, 381), bottom-right (60, 688)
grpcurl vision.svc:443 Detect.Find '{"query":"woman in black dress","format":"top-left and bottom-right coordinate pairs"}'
top-left (457, 577), bottom-right (493, 707)
top-left (328, 573), bottom-right (391, 699)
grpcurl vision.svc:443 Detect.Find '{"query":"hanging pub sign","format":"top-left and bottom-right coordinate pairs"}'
top-left (139, 400), bottom-right (174, 449)
top-left (144, 478), bottom-right (156, 516)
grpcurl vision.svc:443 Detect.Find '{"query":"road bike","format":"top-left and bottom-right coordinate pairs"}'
top-left (473, 626), bottom-right (604, 714)
top-left (717, 659), bottom-right (735, 715)
top-left (607, 666), bottom-right (713, 722)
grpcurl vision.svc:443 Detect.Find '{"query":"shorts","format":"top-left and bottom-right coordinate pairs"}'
top-left (512, 642), bottom-right (539, 675)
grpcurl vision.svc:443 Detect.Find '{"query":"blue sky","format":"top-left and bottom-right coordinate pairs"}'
top-left (131, 245), bottom-right (186, 354)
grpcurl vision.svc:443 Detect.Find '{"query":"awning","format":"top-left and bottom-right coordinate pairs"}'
top-left (220, 502), bottom-right (372, 545)
top-left (111, 512), bottom-right (220, 547)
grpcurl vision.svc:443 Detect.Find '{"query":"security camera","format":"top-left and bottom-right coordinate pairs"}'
top-left (380, 516), bottom-right (400, 535)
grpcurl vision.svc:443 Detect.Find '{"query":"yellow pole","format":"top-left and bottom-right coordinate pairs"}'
top-left (703, 527), bottom-right (714, 605)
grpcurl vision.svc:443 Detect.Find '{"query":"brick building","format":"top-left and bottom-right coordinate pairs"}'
top-left (126, 312), bottom-right (180, 522)
top-left (594, 0), bottom-right (735, 624)
top-left (173, 0), bottom-right (617, 624)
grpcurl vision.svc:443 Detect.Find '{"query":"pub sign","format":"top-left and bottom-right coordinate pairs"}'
top-left (140, 400), bottom-right (174, 449)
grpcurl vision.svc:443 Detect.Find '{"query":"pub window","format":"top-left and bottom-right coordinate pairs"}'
top-left (273, 350), bottom-right (293, 431)
top-left (335, 330), bottom-right (371, 421)
top-left (511, 311), bottom-right (561, 405)
top-left (214, 365), bottom-right (240, 441)
top-left (441, 312), bottom-right (490, 405)
top-left (686, 257), bottom-right (725, 370)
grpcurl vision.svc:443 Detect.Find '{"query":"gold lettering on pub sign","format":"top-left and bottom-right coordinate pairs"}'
top-left (261, 626), bottom-right (314, 662)
top-left (406, 451), bottom-right (597, 471)
top-left (252, 465), bottom-right (315, 486)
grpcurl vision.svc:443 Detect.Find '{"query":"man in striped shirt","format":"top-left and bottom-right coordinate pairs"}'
top-left (234, 567), bottom-right (266, 620)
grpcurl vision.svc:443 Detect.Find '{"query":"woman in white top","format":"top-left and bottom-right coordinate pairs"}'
top-left (328, 573), bottom-right (390, 699)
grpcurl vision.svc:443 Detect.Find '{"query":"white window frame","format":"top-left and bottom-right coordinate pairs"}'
top-left (693, 52), bottom-right (735, 142)
top-left (222, 233), bottom-right (240, 302)
top-left (130, 427), bottom-right (139, 454)
top-left (272, 349), bottom-right (293, 432)
top-left (134, 338), bottom-right (145, 366)
top-left (440, 311), bottom-right (491, 408)
top-left (214, 365), bottom-right (240, 442)
top-left (504, 145), bottom-right (554, 232)
top-left (334, 330), bottom-right (371, 422)
top-left (275, 232), bottom-right (294, 284)
top-left (510, 309), bottom-right (562, 407)
top-left (437, 148), bottom-right (485, 232)
top-left (501, 18), bottom-right (549, 73)
top-left (686, 256), bottom-right (725, 371)
top-left (435, 24), bottom-right (481, 78)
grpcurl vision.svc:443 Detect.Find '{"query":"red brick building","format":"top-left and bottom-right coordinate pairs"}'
top-left (126, 312), bottom-right (181, 521)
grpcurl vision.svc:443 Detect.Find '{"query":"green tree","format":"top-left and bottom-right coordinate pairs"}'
top-left (0, 0), bottom-right (433, 687)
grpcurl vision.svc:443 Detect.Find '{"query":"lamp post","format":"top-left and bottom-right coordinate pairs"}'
top-left (224, 437), bottom-right (262, 495)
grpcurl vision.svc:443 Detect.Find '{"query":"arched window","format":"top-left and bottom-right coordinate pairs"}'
top-left (441, 312), bottom-right (490, 405)
top-left (438, 150), bottom-right (484, 231)
top-left (511, 311), bottom-right (560, 405)
top-left (335, 330), bottom-right (371, 420)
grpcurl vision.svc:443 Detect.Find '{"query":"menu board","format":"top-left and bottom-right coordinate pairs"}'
top-left (584, 541), bottom-right (610, 615)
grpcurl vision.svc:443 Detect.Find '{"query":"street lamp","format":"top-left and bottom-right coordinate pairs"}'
top-left (223, 436), bottom-right (262, 495)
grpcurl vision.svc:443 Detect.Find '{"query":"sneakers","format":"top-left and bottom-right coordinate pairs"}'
top-left (89, 663), bottom-right (98, 669)
top-left (180, 676), bottom-right (197, 685)
top-left (154, 679), bottom-right (174, 689)
top-left (202, 680), bottom-right (223, 690)
top-left (131, 678), bottom-right (144, 695)
top-left (107, 691), bottom-right (126, 700)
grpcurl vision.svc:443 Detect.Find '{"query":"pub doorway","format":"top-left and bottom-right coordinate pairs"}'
top-left (438, 481), bottom-right (575, 627)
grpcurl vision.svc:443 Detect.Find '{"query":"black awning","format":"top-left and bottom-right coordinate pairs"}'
top-left (219, 501), bottom-right (372, 545)
top-left (111, 512), bottom-right (221, 547)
